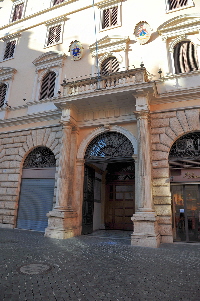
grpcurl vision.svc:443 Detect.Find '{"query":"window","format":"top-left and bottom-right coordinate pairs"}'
top-left (3, 40), bottom-right (16, 60)
top-left (0, 83), bottom-right (7, 108)
top-left (53, 0), bottom-right (64, 5)
top-left (12, 3), bottom-right (24, 22)
top-left (102, 6), bottom-right (118, 29)
top-left (167, 0), bottom-right (194, 11)
top-left (39, 71), bottom-right (56, 100)
top-left (47, 25), bottom-right (62, 46)
top-left (173, 41), bottom-right (199, 74)
top-left (101, 56), bottom-right (119, 75)
top-left (98, 1), bottom-right (122, 31)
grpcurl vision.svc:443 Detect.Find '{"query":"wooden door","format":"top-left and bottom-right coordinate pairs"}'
top-left (105, 183), bottom-right (135, 230)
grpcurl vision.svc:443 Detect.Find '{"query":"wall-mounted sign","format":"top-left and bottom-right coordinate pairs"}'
top-left (69, 40), bottom-right (83, 61)
top-left (134, 22), bottom-right (151, 45)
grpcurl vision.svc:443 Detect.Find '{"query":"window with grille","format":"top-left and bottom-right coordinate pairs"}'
top-left (0, 84), bottom-right (7, 108)
top-left (101, 57), bottom-right (119, 75)
top-left (39, 72), bottom-right (56, 100)
top-left (47, 25), bottom-right (62, 46)
top-left (167, 0), bottom-right (194, 10)
top-left (173, 41), bottom-right (199, 74)
top-left (102, 6), bottom-right (118, 29)
top-left (53, 0), bottom-right (64, 5)
top-left (3, 40), bottom-right (16, 60)
top-left (12, 3), bottom-right (24, 22)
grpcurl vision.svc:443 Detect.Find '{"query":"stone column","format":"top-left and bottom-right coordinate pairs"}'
top-left (45, 121), bottom-right (78, 239)
top-left (131, 94), bottom-right (160, 247)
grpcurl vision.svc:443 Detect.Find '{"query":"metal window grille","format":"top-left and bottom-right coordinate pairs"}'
top-left (85, 132), bottom-right (134, 160)
top-left (173, 41), bottom-right (199, 74)
top-left (0, 84), bottom-right (7, 108)
top-left (101, 57), bottom-right (119, 75)
top-left (168, 0), bottom-right (188, 10)
top-left (12, 3), bottom-right (24, 22)
top-left (23, 146), bottom-right (56, 169)
top-left (39, 71), bottom-right (56, 100)
top-left (47, 25), bottom-right (62, 46)
top-left (53, 0), bottom-right (64, 5)
top-left (102, 6), bottom-right (118, 29)
top-left (3, 40), bottom-right (16, 60)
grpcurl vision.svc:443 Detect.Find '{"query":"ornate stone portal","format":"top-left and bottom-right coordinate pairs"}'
top-left (131, 95), bottom-right (160, 248)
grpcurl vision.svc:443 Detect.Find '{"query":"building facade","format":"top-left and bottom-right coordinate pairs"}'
top-left (0, 0), bottom-right (200, 247)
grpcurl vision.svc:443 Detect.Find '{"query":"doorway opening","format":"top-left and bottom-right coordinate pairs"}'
top-left (17, 147), bottom-right (56, 232)
top-left (169, 132), bottom-right (200, 242)
top-left (81, 131), bottom-right (135, 235)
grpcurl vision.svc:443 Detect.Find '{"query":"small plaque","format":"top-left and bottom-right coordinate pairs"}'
top-left (134, 22), bottom-right (151, 45)
top-left (69, 40), bottom-right (83, 61)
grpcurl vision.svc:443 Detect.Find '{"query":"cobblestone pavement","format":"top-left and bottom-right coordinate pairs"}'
top-left (0, 229), bottom-right (200, 301)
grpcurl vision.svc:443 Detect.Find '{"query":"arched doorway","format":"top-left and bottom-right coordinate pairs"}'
top-left (169, 132), bottom-right (200, 242)
top-left (17, 147), bottom-right (56, 232)
top-left (82, 131), bottom-right (135, 234)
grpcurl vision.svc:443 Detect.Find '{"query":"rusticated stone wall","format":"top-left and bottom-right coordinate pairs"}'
top-left (0, 125), bottom-right (62, 229)
top-left (151, 108), bottom-right (200, 243)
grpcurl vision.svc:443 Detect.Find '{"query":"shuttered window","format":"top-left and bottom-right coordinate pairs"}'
top-left (101, 57), bottom-right (119, 75)
top-left (47, 25), bottom-right (62, 46)
top-left (12, 3), bottom-right (24, 22)
top-left (53, 0), bottom-right (64, 5)
top-left (168, 0), bottom-right (188, 10)
top-left (0, 84), bottom-right (7, 108)
top-left (40, 71), bottom-right (56, 100)
top-left (102, 6), bottom-right (118, 29)
top-left (3, 40), bottom-right (16, 60)
top-left (173, 41), bottom-right (199, 74)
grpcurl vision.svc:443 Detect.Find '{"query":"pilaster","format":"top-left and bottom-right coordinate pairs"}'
top-left (131, 93), bottom-right (160, 247)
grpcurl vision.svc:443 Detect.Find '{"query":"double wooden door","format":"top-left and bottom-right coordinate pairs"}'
top-left (105, 182), bottom-right (135, 230)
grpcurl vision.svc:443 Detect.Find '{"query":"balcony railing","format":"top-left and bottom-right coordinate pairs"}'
top-left (60, 68), bottom-right (149, 97)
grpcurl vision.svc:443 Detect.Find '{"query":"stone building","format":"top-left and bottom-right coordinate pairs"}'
top-left (0, 0), bottom-right (200, 247)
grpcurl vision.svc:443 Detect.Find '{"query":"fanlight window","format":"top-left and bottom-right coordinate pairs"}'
top-left (85, 132), bottom-right (134, 160)
top-left (101, 57), bottom-right (119, 75)
top-left (23, 147), bottom-right (56, 169)
top-left (173, 41), bottom-right (199, 74)
top-left (39, 71), bottom-right (56, 100)
top-left (0, 83), bottom-right (7, 108)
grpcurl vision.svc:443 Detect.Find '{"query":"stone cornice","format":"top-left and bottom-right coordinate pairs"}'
top-left (89, 36), bottom-right (129, 57)
top-left (96, 0), bottom-right (122, 9)
top-left (158, 14), bottom-right (200, 39)
top-left (2, 32), bottom-right (21, 41)
top-left (32, 51), bottom-right (67, 71)
top-left (45, 15), bottom-right (67, 26)
top-left (0, 67), bottom-right (17, 81)
top-left (0, 109), bottom-right (61, 128)
top-left (0, 0), bottom-right (86, 33)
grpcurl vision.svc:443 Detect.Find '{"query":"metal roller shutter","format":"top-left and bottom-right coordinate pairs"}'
top-left (17, 178), bottom-right (54, 232)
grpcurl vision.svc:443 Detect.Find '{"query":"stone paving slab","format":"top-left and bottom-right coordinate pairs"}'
top-left (0, 229), bottom-right (200, 301)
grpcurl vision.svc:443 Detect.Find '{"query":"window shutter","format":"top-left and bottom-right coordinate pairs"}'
top-left (0, 84), bottom-right (7, 108)
top-left (53, 0), bottom-right (64, 5)
top-left (102, 6), bottom-right (118, 29)
top-left (174, 41), bottom-right (198, 74)
top-left (3, 40), bottom-right (16, 60)
top-left (169, 0), bottom-right (188, 10)
top-left (40, 72), bottom-right (56, 100)
top-left (47, 25), bottom-right (61, 46)
top-left (12, 3), bottom-right (24, 22)
top-left (101, 57), bottom-right (119, 75)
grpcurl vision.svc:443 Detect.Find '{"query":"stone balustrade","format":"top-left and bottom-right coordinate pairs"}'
top-left (61, 68), bottom-right (148, 97)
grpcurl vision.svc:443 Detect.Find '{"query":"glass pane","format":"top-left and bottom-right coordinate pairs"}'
top-left (171, 185), bottom-right (185, 241)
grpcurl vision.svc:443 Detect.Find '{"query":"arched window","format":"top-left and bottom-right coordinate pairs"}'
top-left (39, 71), bottom-right (56, 100)
top-left (173, 41), bottom-right (199, 74)
top-left (0, 83), bottom-right (7, 108)
top-left (101, 56), bottom-right (119, 75)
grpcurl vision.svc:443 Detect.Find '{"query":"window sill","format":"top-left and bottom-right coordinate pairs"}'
top-left (100, 24), bottom-right (121, 32)
top-left (1, 57), bottom-right (15, 63)
top-left (166, 4), bottom-right (194, 14)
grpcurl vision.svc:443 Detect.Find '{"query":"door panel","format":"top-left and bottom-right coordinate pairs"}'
top-left (105, 184), bottom-right (135, 230)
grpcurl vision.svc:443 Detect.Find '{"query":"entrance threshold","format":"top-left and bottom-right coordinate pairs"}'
top-left (85, 230), bottom-right (132, 240)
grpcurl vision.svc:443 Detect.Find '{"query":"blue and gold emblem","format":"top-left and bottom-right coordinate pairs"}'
top-left (69, 40), bottom-right (83, 61)
top-left (134, 22), bottom-right (151, 45)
